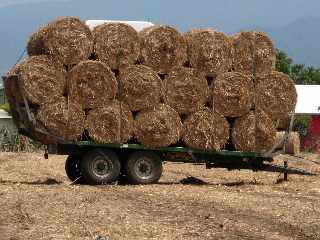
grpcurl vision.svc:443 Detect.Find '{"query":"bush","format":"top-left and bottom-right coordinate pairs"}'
top-left (0, 103), bottom-right (10, 114)
top-left (293, 115), bottom-right (311, 139)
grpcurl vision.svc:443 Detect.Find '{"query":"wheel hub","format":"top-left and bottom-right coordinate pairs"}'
top-left (92, 158), bottom-right (112, 177)
top-left (135, 158), bottom-right (153, 179)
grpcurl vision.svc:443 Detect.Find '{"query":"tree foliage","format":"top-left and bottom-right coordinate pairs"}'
top-left (276, 49), bottom-right (320, 84)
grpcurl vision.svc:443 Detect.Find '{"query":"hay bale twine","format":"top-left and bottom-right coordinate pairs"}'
top-left (255, 71), bottom-right (297, 120)
top-left (164, 67), bottom-right (209, 115)
top-left (213, 72), bottom-right (254, 117)
top-left (134, 104), bottom-right (182, 148)
top-left (232, 110), bottom-right (277, 153)
top-left (68, 60), bottom-right (117, 110)
top-left (186, 29), bottom-right (234, 76)
top-left (36, 97), bottom-right (85, 141)
top-left (231, 31), bottom-right (276, 74)
top-left (86, 101), bottom-right (134, 144)
top-left (139, 25), bottom-right (187, 74)
top-left (6, 55), bottom-right (65, 105)
top-left (93, 23), bottom-right (140, 70)
top-left (182, 109), bottom-right (229, 151)
top-left (42, 17), bottom-right (93, 66)
top-left (118, 65), bottom-right (163, 111)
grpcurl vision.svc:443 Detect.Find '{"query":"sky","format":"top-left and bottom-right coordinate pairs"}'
top-left (0, 0), bottom-right (320, 76)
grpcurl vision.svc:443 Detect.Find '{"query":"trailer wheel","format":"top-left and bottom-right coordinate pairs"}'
top-left (65, 155), bottom-right (84, 184)
top-left (125, 151), bottom-right (163, 184)
top-left (80, 149), bottom-right (120, 185)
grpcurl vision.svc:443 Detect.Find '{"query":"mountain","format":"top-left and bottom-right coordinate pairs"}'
top-left (0, 0), bottom-right (320, 77)
top-left (267, 16), bottom-right (320, 67)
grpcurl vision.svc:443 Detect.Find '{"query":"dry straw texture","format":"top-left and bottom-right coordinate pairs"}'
top-left (231, 32), bottom-right (255, 74)
top-left (86, 101), bottom-right (134, 144)
top-left (134, 104), bottom-right (182, 148)
top-left (68, 60), bottom-right (117, 110)
top-left (36, 97), bottom-right (85, 141)
top-left (93, 23), bottom-right (140, 70)
top-left (27, 25), bottom-right (50, 56)
top-left (254, 32), bottom-right (277, 73)
top-left (255, 71), bottom-right (297, 120)
top-left (182, 109), bottom-right (229, 151)
top-left (213, 72), bottom-right (254, 117)
top-left (164, 67), bottom-right (209, 115)
top-left (186, 29), bottom-right (234, 76)
top-left (6, 55), bottom-right (65, 105)
top-left (118, 65), bottom-right (163, 111)
top-left (231, 31), bottom-right (276, 74)
top-left (275, 131), bottom-right (300, 155)
top-left (28, 17), bottom-right (93, 66)
top-left (139, 25), bottom-right (187, 74)
top-left (232, 110), bottom-right (277, 153)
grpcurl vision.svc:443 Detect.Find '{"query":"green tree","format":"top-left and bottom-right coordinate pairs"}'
top-left (276, 50), bottom-right (292, 75)
top-left (276, 50), bottom-right (320, 84)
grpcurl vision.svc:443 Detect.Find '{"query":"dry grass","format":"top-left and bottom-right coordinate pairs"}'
top-left (0, 152), bottom-right (320, 239)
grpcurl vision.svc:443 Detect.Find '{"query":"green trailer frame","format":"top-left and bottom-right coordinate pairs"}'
top-left (3, 74), bottom-right (314, 185)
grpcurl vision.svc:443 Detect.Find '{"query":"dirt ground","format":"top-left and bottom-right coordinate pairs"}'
top-left (0, 152), bottom-right (320, 240)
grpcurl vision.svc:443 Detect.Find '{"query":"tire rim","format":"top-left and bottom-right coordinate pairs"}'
top-left (134, 157), bottom-right (153, 180)
top-left (91, 156), bottom-right (113, 178)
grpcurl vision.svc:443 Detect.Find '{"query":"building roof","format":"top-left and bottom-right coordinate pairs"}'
top-left (85, 20), bottom-right (154, 32)
top-left (0, 109), bottom-right (11, 119)
top-left (295, 85), bottom-right (320, 115)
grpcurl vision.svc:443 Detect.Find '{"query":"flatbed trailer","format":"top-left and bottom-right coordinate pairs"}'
top-left (44, 140), bottom-right (313, 185)
top-left (3, 75), bottom-right (314, 185)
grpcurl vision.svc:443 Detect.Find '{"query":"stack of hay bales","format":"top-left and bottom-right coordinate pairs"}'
top-left (5, 16), bottom-right (297, 153)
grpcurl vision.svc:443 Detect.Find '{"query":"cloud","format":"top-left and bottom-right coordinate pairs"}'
top-left (0, 0), bottom-right (72, 8)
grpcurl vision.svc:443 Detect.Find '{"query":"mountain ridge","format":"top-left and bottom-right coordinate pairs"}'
top-left (0, 1), bottom-right (319, 77)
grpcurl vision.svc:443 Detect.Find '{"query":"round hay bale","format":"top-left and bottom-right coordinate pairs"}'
top-left (68, 60), bottom-right (117, 110)
top-left (182, 109), bottom-right (229, 150)
top-left (164, 67), bottom-right (209, 115)
top-left (286, 132), bottom-right (300, 155)
top-left (275, 131), bottom-right (300, 155)
top-left (6, 55), bottom-right (66, 105)
top-left (255, 71), bottom-right (297, 120)
top-left (231, 31), bottom-right (276, 74)
top-left (134, 104), bottom-right (182, 148)
top-left (36, 97), bottom-right (85, 141)
top-left (93, 23), bottom-right (140, 70)
top-left (86, 101), bottom-right (134, 144)
top-left (230, 32), bottom-right (255, 74)
top-left (27, 24), bottom-right (50, 56)
top-left (232, 110), bottom-right (277, 153)
top-left (118, 65), bottom-right (163, 111)
top-left (139, 25), bottom-right (187, 74)
top-left (213, 72), bottom-right (254, 117)
top-left (186, 29), bottom-right (234, 76)
top-left (43, 17), bottom-right (93, 66)
top-left (254, 32), bottom-right (276, 73)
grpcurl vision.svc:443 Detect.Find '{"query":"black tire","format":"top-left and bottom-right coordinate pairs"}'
top-left (80, 149), bottom-right (121, 185)
top-left (125, 151), bottom-right (163, 184)
top-left (65, 155), bottom-right (85, 184)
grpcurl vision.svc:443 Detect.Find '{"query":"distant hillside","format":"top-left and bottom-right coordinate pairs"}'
top-left (0, 0), bottom-right (320, 78)
top-left (268, 16), bottom-right (320, 67)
